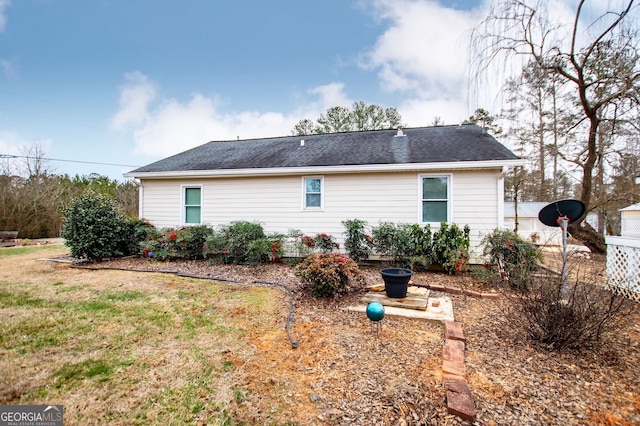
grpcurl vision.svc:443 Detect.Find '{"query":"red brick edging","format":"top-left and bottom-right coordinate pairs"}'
top-left (442, 321), bottom-right (477, 422)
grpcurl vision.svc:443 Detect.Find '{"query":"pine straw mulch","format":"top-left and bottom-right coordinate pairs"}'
top-left (80, 257), bottom-right (640, 425)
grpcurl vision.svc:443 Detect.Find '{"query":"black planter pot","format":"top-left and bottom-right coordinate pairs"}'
top-left (380, 268), bottom-right (413, 298)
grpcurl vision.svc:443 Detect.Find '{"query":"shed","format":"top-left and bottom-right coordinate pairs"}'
top-left (503, 202), bottom-right (562, 245)
top-left (621, 203), bottom-right (640, 239)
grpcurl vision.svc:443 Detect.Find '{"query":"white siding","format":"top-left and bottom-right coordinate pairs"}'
top-left (139, 180), bottom-right (183, 227)
top-left (450, 170), bottom-right (500, 259)
top-left (621, 210), bottom-right (640, 238)
top-left (139, 168), bottom-right (502, 260)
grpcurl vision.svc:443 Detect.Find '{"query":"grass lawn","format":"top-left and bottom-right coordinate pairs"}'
top-left (5, 244), bottom-right (637, 425)
top-left (0, 244), bottom-right (291, 425)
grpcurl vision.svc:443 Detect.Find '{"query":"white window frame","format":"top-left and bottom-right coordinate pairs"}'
top-left (419, 174), bottom-right (451, 225)
top-left (182, 185), bottom-right (203, 225)
top-left (302, 176), bottom-right (324, 210)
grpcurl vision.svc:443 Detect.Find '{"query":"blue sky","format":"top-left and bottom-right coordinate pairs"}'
top-left (0, 0), bottom-right (611, 180)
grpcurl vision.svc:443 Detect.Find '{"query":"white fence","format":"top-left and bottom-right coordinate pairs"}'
top-left (605, 236), bottom-right (640, 302)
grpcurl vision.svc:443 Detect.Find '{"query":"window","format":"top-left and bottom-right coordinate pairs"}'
top-left (421, 176), bottom-right (449, 223)
top-left (183, 186), bottom-right (202, 224)
top-left (303, 177), bottom-right (323, 209)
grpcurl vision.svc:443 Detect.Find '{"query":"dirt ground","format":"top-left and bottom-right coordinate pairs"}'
top-left (3, 244), bottom-right (639, 424)
top-left (81, 251), bottom-right (640, 425)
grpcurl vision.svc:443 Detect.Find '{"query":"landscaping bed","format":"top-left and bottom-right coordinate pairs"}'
top-left (87, 255), bottom-right (640, 425)
top-left (2, 246), bottom-right (639, 424)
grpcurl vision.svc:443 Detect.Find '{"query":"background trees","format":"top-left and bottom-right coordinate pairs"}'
top-left (473, 0), bottom-right (640, 252)
top-left (0, 148), bottom-right (138, 239)
top-left (292, 101), bottom-right (403, 135)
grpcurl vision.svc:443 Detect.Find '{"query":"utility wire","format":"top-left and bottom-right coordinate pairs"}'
top-left (0, 154), bottom-right (140, 168)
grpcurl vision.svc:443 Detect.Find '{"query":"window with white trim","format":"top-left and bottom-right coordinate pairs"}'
top-left (183, 186), bottom-right (202, 224)
top-left (303, 177), bottom-right (323, 209)
top-left (421, 176), bottom-right (449, 223)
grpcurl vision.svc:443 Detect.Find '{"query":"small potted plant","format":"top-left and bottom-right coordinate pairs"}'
top-left (380, 267), bottom-right (413, 298)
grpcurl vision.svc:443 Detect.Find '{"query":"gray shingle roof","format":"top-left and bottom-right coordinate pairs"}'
top-left (128, 124), bottom-right (519, 174)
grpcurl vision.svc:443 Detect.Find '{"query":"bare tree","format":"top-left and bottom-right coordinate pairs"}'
top-left (502, 60), bottom-right (575, 201)
top-left (472, 0), bottom-right (640, 252)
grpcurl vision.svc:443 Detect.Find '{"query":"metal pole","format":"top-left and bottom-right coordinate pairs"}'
top-left (559, 217), bottom-right (568, 299)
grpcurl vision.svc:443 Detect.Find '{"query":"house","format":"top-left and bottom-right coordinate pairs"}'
top-left (124, 124), bottom-right (524, 260)
top-left (503, 202), bottom-right (563, 245)
top-left (620, 203), bottom-right (640, 239)
top-left (605, 178), bottom-right (640, 301)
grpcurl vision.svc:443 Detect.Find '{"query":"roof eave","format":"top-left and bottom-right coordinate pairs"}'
top-left (124, 159), bottom-right (526, 180)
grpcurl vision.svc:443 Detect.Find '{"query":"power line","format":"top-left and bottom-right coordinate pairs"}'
top-left (0, 154), bottom-right (141, 168)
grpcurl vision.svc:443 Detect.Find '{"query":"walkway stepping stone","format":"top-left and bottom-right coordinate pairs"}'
top-left (360, 292), bottom-right (429, 311)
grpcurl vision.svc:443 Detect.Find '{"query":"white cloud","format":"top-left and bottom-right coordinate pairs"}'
top-left (364, 0), bottom-right (481, 92)
top-left (110, 71), bottom-right (157, 130)
top-left (398, 97), bottom-right (472, 126)
top-left (113, 0), bottom-right (637, 163)
top-left (308, 82), bottom-right (353, 110)
top-left (362, 0), bottom-right (487, 124)
top-left (113, 73), bottom-right (354, 159)
top-left (0, 0), bottom-right (9, 32)
top-left (129, 94), bottom-right (289, 157)
top-left (361, 0), bottom-right (639, 126)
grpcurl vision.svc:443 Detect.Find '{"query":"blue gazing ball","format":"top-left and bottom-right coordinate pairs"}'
top-left (366, 301), bottom-right (385, 322)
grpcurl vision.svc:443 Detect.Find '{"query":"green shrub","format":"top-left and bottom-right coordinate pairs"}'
top-left (312, 233), bottom-right (339, 253)
top-left (371, 221), bottom-right (469, 273)
top-left (405, 224), bottom-right (433, 271)
top-left (204, 221), bottom-right (265, 263)
top-left (141, 225), bottom-right (213, 261)
top-left (203, 221), bottom-right (283, 265)
top-left (180, 225), bottom-right (215, 259)
top-left (296, 232), bottom-right (339, 254)
top-left (247, 237), bottom-right (284, 264)
top-left (431, 222), bottom-right (470, 274)
top-left (140, 228), bottom-right (176, 261)
top-left (481, 229), bottom-right (542, 289)
top-left (294, 252), bottom-right (361, 297)
top-left (371, 222), bottom-right (397, 261)
top-left (286, 229), bottom-right (312, 259)
top-left (371, 222), bottom-right (413, 266)
top-left (405, 223), bottom-right (432, 257)
top-left (61, 193), bottom-right (134, 261)
top-left (342, 219), bottom-right (374, 263)
top-left (125, 218), bottom-right (156, 255)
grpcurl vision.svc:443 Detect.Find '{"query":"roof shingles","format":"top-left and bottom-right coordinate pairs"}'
top-left (129, 124), bottom-right (519, 174)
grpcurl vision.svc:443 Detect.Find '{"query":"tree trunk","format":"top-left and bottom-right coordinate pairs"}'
top-left (569, 115), bottom-right (608, 253)
top-left (537, 87), bottom-right (546, 200)
top-left (568, 221), bottom-right (606, 253)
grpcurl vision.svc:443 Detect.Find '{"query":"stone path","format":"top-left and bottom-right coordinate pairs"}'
top-left (345, 286), bottom-right (454, 323)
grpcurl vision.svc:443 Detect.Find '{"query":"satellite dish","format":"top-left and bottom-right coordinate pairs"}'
top-left (537, 198), bottom-right (586, 299)
top-left (538, 199), bottom-right (585, 227)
